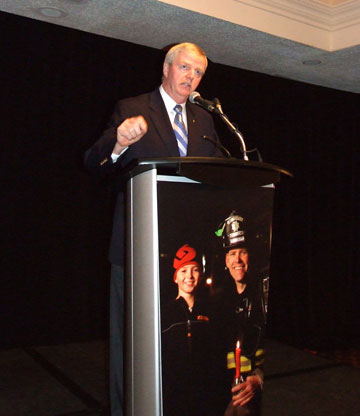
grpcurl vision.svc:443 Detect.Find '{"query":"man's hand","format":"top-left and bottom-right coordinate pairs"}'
top-left (113, 116), bottom-right (148, 154)
top-left (231, 375), bottom-right (261, 407)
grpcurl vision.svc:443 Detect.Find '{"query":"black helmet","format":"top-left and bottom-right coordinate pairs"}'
top-left (215, 211), bottom-right (248, 249)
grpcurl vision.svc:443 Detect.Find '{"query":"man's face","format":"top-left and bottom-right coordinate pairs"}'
top-left (162, 50), bottom-right (207, 103)
top-left (225, 247), bottom-right (249, 284)
top-left (175, 263), bottom-right (201, 296)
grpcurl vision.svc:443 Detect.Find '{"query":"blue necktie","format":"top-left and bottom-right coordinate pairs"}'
top-left (173, 105), bottom-right (188, 156)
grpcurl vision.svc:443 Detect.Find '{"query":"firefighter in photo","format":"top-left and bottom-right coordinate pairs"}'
top-left (161, 244), bottom-right (213, 416)
top-left (212, 212), bottom-right (267, 416)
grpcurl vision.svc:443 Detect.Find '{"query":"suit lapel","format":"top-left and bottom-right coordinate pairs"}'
top-left (186, 102), bottom-right (202, 156)
top-left (149, 89), bottom-right (180, 156)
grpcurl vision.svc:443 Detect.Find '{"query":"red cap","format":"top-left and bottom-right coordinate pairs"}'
top-left (173, 244), bottom-right (200, 281)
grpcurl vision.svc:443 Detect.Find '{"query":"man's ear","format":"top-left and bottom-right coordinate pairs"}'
top-left (163, 62), bottom-right (169, 78)
top-left (225, 253), bottom-right (230, 269)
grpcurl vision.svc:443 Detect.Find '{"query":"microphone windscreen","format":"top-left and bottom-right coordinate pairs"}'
top-left (189, 91), bottom-right (201, 103)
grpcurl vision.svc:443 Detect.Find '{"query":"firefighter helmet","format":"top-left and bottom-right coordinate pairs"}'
top-left (215, 211), bottom-right (248, 249)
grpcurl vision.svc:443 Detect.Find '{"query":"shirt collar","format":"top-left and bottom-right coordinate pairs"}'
top-left (159, 85), bottom-right (186, 114)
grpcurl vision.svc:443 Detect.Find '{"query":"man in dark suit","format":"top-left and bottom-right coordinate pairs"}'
top-left (85, 42), bottom-right (222, 416)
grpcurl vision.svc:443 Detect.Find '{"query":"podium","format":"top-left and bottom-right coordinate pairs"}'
top-left (124, 157), bottom-right (291, 416)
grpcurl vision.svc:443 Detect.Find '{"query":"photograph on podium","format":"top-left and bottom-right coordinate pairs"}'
top-left (158, 180), bottom-right (274, 416)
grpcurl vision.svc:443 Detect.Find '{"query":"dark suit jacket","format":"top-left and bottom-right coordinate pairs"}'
top-left (85, 88), bottom-right (222, 264)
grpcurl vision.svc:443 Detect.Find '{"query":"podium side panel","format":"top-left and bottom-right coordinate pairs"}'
top-left (126, 169), bottom-right (162, 416)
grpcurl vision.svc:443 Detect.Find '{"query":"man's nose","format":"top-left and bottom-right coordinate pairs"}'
top-left (186, 68), bottom-right (195, 79)
top-left (235, 253), bottom-right (243, 262)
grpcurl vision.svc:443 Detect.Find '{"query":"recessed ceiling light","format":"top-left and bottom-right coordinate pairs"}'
top-left (37, 7), bottom-right (67, 18)
top-left (302, 60), bottom-right (322, 66)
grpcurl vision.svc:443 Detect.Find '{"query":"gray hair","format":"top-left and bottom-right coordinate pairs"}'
top-left (164, 42), bottom-right (208, 69)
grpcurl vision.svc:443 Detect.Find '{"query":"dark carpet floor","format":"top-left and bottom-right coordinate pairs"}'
top-left (0, 339), bottom-right (359, 416)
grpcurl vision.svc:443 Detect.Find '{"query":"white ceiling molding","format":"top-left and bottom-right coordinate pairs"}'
top-left (157, 0), bottom-right (360, 50)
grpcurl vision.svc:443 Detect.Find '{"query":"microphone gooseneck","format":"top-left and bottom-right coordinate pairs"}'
top-left (190, 91), bottom-right (249, 160)
top-left (202, 136), bottom-right (232, 158)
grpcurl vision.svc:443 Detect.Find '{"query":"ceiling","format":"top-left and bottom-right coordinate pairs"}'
top-left (2, 0), bottom-right (360, 93)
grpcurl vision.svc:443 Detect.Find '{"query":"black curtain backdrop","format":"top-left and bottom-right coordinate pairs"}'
top-left (1, 12), bottom-right (359, 350)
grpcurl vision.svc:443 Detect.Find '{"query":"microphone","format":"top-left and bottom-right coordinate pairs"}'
top-left (191, 92), bottom-right (250, 161)
top-left (189, 91), bottom-right (215, 112)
